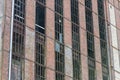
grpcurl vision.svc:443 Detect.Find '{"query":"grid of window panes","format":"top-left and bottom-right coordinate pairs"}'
top-left (71, 0), bottom-right (81, 80)
top-left (35, 32), bottom-right (45, 80)
top-left (35, 1), bottom-right (46, 80)
top-left (55, 0), bottom-right (65, 80)
top-left (11, 0), bottom-right (25, 80)
top-left (97, 0), bottom-right (109, 80)
top-left (14, 0), bottom-right (25, 23)
top-left (85, 0), bottom-right (96, 80)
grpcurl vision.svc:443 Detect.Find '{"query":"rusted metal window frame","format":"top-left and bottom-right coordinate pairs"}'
top-left (55, 0), bottom-right (65, 80)
top-left (71, 0), bottom-right (81, 80)
top-left (85, 0), bottom-right (96, 80)
top-left (11, 0), bottom-right (26, 80)
top-left (35, 0), bottom-right (46, 80)
top-left (97, 0), bottom-right (109, 80)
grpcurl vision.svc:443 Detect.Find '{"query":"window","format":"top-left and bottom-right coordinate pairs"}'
top-left (71, 0), bottom-right (79, 24)
top-left (72, 50), bottom-right (80, 80)
top-left (71, 0), bottom-right (81, 80)
top-left (89, 67), bottom-right (95, 80)
top-left (85, 0), bottom-right (92, 9)
top-left (102, 65), bottom-right (109, 80)
top-left (35, 32), bottom-right (46, 80)
top-left (55, 0), bottom-right (65, 80)
top-left (100, 41), bottom-right (108, 65)
top-left (14, 0), bottom-right (25, 23)
top-left (56, 73), bottom-right (64, 80)
top-left (86, 9), bottom-right (93, 33)
top-left (36, 2), bottom-right (45, 34)
top-left (87, 33), bottom-right (94, 58)
top-left (103, 74), bottom-right (109, 80)
top-left (55, 14), bottom-right (63, 43)
top-left (85, 0), bottom-right (96, 80)
top-left (11, 59), bottom-right (23, 80)
top-left (35, 1), bottom-right (46, 80)
top-left (11, 0), bottom-right (25, 79)
top-left (12, 22), bottom-right (24, 54)
top-left (35, 64), bottom-right (45, 80)
top-left (55, 0), bottom-right (63, 15)
top-left (97, 0), bottom-right (109, 80)
top-left (88, 57), bottom-right (95, 80)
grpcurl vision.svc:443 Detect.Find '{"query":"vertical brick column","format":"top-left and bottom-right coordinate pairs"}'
top-left (25, 0), bottom-right (35, 80)
top-left (92, 0), bottom-right (102, 80)
top-left (1, 17), bottom-right (11, 80)
top-left (63, 0), bottom-right (73, 80)
top-left (46, 0), bottom-right (55, 80)
top-left (1, 0), bottom-right (12, 79)
top-left (79, 0), bottom-right (88, 80)
top-left (0, 0), bottom-right (4, 79)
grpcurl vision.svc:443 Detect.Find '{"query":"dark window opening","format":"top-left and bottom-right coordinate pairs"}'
top-left (36, 2), bottom-right (45, 34)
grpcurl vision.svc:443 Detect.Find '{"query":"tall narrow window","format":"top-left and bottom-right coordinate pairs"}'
top-left (35, 0), bottom-right (46, 80)
top-left (97, 0), bottom-right (109, 80)
top-left (71, 0), bottom-right (81, 80)
top-left (55, 0), bottom-right (65, 80)
top-left (85, 0), bottom-right (96, 80)
top-left (11, 0), bottom-right (25, 80)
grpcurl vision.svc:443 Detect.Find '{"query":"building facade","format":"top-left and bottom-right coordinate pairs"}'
top-left (0, 0), bottom-right (120, 80)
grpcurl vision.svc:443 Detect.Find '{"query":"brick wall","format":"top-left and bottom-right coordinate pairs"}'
top-left (1, 0), bottom-right (120, 80)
